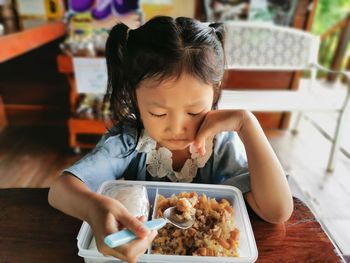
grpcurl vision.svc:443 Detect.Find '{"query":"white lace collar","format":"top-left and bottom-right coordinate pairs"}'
top-left (135, 131), bottom-right (213, 182)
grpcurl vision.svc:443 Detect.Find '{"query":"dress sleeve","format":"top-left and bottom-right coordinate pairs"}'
top-left (63, 127), bottom-right (138, 192)
top-left (212, 131), bottom-right (251, 193)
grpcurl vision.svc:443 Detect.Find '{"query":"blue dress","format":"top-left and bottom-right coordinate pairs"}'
top-left (64, 123), bottom-right (251, 193)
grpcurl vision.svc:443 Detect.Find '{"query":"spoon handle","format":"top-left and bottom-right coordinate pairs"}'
top-left (104, 218), bottom-right (167, 248)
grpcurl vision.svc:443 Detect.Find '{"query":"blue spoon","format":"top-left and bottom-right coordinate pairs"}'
top-left (104, 206), bottom-right (194, 248)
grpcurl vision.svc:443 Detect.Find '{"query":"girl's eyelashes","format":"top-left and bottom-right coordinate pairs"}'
top-left (188, 112), bottom-right (201, 116)
top-left (149, 110), bottom-right (204, 118)
top-left (188, 110), bottom-right (204, 116)
top-left (149, 112), bottom-right (166, 118)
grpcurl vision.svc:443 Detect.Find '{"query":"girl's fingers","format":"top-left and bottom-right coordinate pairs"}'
top-left (117, 211), bottom-right (150, 238)
top-left (193, 137), bottom-right (206, 156)
top-left (101, 217), bottom-right (157, 262)
top-left (103, 247), bottom-right (127, 262)
top-left (114, 230), bottom-right (158, 262)
top-left (194, 124), bottom-right (216, 155)
top-left (122, 230), bottom-right (158, 254)
top-left (104, 213), bottom-right (121, 234)
top-left (137, 215), bottom-right (147, 223)
top-left (199, 139), bottom-right (206, 156)
top-left (108, 201), bottom-right (150, 238)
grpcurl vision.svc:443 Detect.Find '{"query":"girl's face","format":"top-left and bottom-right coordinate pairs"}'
top-left (136, 73), bottom-right (214, 151)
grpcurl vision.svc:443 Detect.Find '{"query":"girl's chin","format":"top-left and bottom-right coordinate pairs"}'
top-left (160, 140), bottom-right (191, 150)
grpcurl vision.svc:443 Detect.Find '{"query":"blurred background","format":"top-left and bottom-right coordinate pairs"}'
top-left (0, 0), bottom-right (349, 261)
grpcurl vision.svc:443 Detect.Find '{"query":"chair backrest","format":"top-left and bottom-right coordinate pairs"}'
top-left (224, 21), bottom-right (320, 71)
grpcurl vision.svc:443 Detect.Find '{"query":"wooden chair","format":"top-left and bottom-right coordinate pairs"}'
top-left (218, 22), bottom-right (350, 172)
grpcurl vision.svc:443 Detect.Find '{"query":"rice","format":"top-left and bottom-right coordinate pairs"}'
top-left (152, 192), bottom-right (240, 257)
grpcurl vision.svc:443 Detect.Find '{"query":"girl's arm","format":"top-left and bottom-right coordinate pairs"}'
top-left (194, 110), bottom-right (293, 224)
top-left (238, 111), bottom-right (293, 223)
top-left (48, 173), bottom-right (97, 221)
top-left (48, 173), bottom-right (157, 263)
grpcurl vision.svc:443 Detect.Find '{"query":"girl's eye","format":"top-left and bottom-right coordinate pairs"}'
top-left (150, 112), bottom-right (166, 118)
top-left (188, 112), bottom-right (202, 116)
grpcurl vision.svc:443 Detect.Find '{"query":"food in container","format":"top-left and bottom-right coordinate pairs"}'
top-left (77, 180), bottom-right (258, 263)
top-left (152, 192), bottom-right (240, 256)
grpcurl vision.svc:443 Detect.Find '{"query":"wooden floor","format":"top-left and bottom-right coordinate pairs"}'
top-left (268, 80), bottom-right (350, 262)
top-left (0, 126), bottom-right (82, 188)
top-left (0, 82), bottom-right (349, 262)
top-left (269, 110), bottom-right (350, 262)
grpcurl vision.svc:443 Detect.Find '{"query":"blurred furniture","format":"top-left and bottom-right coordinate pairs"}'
top-left (0, 20), bottom-right (64, 63)
top-left (0, 20), bottom-right (67, 125)
top-left (0, 188), bottom-right (344, 262)
top-left (219, 22), bottom-right (350, 172)
top-left (221, 0), bottom-right (318, 130)
top-left (57, 54), bottom-right (107, 153)
top-left (0, 96), bottom-right (7, 131)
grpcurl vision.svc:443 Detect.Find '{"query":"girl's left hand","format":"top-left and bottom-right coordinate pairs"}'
top-left (193, 109), bottom-right (248, 156)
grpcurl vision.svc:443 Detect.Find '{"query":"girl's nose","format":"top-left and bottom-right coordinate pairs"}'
top-left (169, 115), bottom-right (186, 135)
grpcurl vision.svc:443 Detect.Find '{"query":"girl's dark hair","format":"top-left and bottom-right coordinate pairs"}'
top-left (105, 16), bottom-right (225, 139)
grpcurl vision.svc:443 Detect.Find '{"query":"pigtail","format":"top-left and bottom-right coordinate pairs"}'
top-left (105, 23), bottom-right (143, 155)
top-left (105, 23), bottom-right (131, 125)
top-left (209, 22), bottom-right (225, 46)
top-left (208, 22), bottom-right (225, 110)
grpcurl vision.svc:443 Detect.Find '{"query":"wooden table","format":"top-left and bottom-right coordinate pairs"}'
top-left (0, 188), bottom-right (344, 262)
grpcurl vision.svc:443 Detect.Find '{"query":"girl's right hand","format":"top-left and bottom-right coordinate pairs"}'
top-left (86, 194), bottom-right (158, 263)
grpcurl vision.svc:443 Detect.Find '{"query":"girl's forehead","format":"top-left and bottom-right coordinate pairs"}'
top-left (139, 73), bottom-right (208, 90)
top-left (139, 75), bottom-right (181, 89)
top-left (136, 73), bottom-right (214, 106)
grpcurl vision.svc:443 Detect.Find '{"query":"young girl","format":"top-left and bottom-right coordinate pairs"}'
top-left (49, 16), bottom-right (293, 263)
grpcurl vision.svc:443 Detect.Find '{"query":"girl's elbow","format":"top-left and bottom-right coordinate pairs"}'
top-left (48, 184), bottom-right (56, 208)
top-left (265, 203), bottom-right (294, 224)
top-left (48, 178), bottom-right (61, 208)
top-left (265, 212), bottom-right (292, 224)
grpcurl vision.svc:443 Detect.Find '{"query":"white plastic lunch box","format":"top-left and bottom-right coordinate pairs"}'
top-left (77, 180), bottom-right (258, 263)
